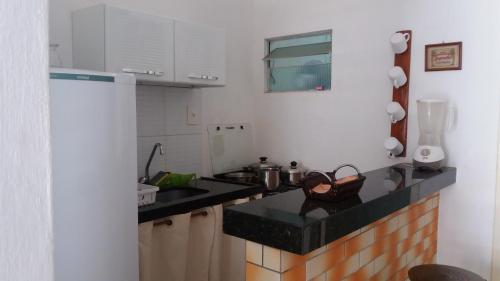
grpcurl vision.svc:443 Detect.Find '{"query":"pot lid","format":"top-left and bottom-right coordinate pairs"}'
top-left (249, 156), bottom-right (280, 170)
top-left (251, 156), bottom-right (273, 169)
top-left (208, 123), bottom-right (254, 175)
top-left (287, 161), bottom-right (303, 174)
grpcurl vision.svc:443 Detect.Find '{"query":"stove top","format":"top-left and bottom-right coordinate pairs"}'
top-left (261, 184), bottom-right (302, 197)
top-left (201, 170), bottom-right (302, 196)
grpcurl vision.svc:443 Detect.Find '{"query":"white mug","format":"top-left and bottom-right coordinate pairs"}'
top-left (390, 32), bottom-right (411, 54)
top-left (384, 137), bottom-right (404, 158)
top-left (388, 66), bottom-right (407, 89)
top-left (386, 102), bottom-right (406, 123)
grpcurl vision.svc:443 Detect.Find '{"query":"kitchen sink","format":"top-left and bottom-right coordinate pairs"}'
top-left (155, 187), bottom-right (209, 203)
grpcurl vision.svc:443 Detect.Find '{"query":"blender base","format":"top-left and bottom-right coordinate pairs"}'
top-left (413, 145), bottom-right (445, 171)
top-left (413, 159), bottom-right (445, 171)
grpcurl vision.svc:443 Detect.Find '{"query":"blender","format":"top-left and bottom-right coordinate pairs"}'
top-left (413, 99), bottom-right (449, 171)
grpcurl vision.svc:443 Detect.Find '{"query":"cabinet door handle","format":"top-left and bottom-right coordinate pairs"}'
top-left (122, 68), bottom-right (164, 76)
top-left (122, 68), bottom-right (149, 75)
top-left (188, 74), bottom-right (204, 79)
top-left (188, 74), bottom-right (219, 81)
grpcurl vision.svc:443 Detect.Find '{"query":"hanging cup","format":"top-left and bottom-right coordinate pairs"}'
top-left (390, 32), bottom-right (411, 54)
top-left (384, 137), bottom-right (404, 158)
top-left (386, 102), bottom-right (406, 123)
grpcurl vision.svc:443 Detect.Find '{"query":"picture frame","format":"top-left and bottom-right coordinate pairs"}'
top-left (425, 42), bottom-right (462, 71)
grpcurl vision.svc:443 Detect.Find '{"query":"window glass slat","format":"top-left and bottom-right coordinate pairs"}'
top-left (263, 42), bottom-right (331, 60)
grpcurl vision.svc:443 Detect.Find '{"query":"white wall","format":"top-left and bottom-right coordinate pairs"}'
top-left (252, 0), bottom-right (500, 278)
top-left (493, 126), bottom-right (500, 280)
top-left (49, 0), bottom-right (256, 177)
top-left (0, 1), bottom-right (54, 281)
top-left (252, 0), bottom-right (398, 172)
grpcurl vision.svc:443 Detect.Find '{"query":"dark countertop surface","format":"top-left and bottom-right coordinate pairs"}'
top-left (138, 179), bottom-right (263, 223)
top-left (223, 165), bottom-right (457, 255)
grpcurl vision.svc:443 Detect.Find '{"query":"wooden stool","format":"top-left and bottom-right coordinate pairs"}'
top-left (409, 264), bottom-right (485, 281)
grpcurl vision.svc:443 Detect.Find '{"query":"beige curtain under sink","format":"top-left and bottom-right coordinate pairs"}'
top-left (138, 196), bottom-right (260, 281)
top-left (138, 212), bottom-right (191, 281)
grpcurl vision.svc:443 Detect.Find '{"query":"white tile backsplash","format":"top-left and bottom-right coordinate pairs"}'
top-left (164, 89), bottom-right (202, 135)
top-left (136, 85), bottom-right (202, 179)
top-left (136, 88), bottom-right (167, 137)
top-left (137, 136), bottom-right (168, 179)
top-left (164, 134), bottom-right (202, 174)
top-left (137, 86), bottom-right (201, 137)
top-left (137, 135), bottom-right (201, 178)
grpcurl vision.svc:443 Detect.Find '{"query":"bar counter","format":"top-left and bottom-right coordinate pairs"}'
top-left (223, 165), bottom-right (457, 281)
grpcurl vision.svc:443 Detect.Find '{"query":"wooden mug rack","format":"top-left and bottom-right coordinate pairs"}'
top-left (390, 30), bottom-right (412, 157)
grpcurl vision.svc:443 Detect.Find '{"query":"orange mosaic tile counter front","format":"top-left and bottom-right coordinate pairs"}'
top-left (245, 193), bottom-right (439, 281)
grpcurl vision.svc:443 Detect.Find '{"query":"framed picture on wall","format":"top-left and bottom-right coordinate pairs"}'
top-left (425, 42), bottom-right (462, 71)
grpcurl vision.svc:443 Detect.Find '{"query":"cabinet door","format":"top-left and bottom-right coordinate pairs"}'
top-left (105, 7), bottom-right (174, 82)
top-left (174, 21), bottom-right (226, 86)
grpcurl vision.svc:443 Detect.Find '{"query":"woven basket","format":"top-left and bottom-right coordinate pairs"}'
top-left (301, 164), bottom-right (366, 202)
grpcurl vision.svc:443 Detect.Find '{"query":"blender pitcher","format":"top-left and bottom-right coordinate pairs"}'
top-left (413, 99), bottom-right (449, 171)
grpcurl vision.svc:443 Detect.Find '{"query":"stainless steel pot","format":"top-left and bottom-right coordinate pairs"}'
top-left (261, 167), bottom-right (280, 190)
top-left (247, 157), bottom-right (281, 186)
top-left (225, 171), bottom-right (257, 183)
top-left (283, 161), bottom-right (304, 185)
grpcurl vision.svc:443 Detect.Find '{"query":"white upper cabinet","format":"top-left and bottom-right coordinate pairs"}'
top-left (73, 5), bottom-right (174, 84)
top-left (106, 7), bottom-right (175, 83)
top-left (174, 21), bottom-right (226, 86)
top-left (72, 5), bottom-right (226, 87)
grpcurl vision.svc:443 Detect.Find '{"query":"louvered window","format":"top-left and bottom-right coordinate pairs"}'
top-left (264, 30), bottom-right (332, 92)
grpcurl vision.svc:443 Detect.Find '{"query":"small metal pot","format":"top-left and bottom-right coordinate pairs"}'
top-left (283, 161), bottom-right (304, 185)
top-left (248, 157), bottom-right (281, 187)
top-left (261, 167), bottom-right (280, 190)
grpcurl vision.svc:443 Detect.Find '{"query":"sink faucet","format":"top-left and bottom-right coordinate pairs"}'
top-left (138, 143), bottom-right (164, 184)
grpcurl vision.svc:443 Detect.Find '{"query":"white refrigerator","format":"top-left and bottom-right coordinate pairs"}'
top-left (50, 69), bottom-right (138, 281)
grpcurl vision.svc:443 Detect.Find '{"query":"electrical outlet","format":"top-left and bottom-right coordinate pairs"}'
top-left (187, 105), bottom-right (200, 125)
